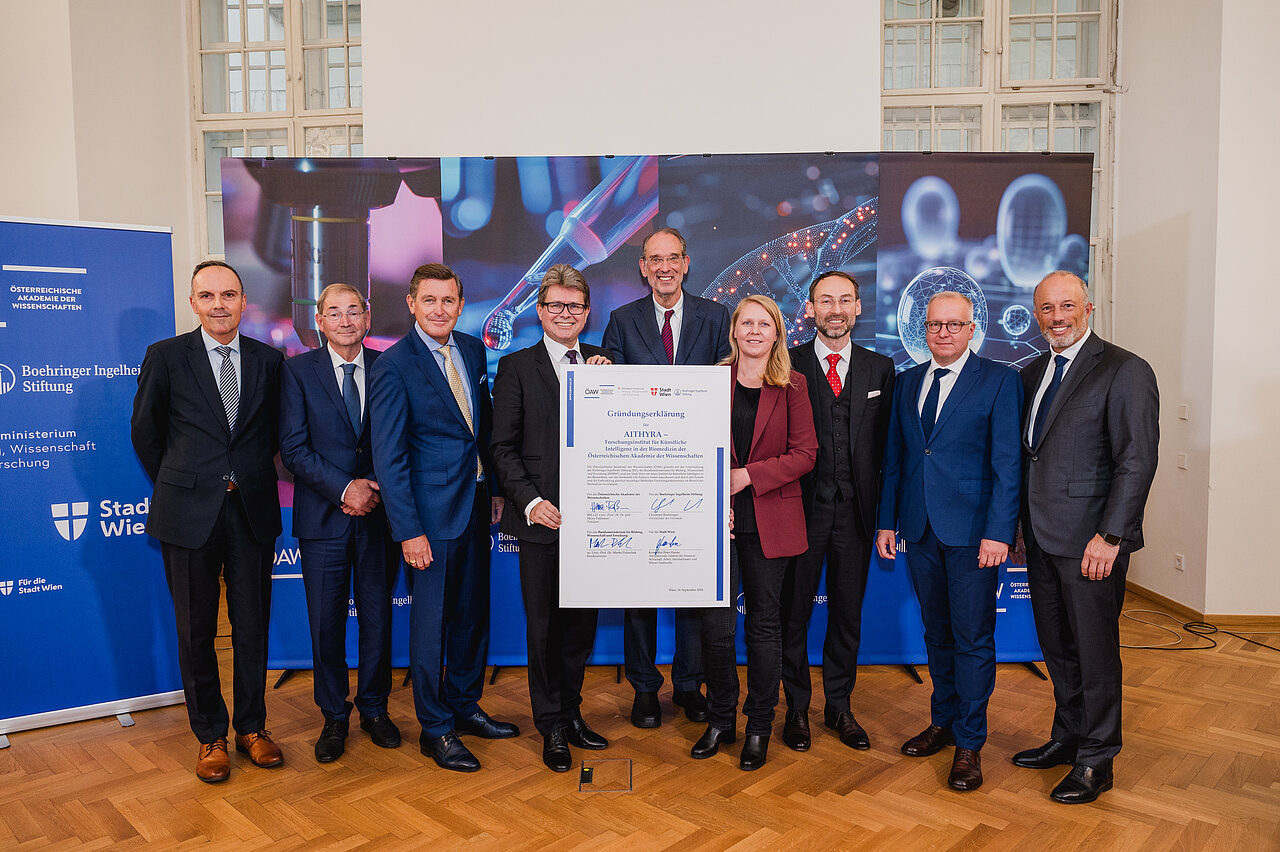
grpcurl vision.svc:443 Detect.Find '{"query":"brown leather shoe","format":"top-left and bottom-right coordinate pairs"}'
top-left (901, 724), bottom-right (955, 757)
top-left (948, 747), bottom-right (983, 791)
top-left (196, 737), bottom-right (230, 783)
top-left (234, 730), bottom-right (284, 767)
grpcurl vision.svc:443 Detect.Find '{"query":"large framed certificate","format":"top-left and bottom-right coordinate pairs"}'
top-left (559, 364), bottom-right (731, 608)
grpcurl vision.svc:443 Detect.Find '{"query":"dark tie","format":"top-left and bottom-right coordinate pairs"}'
top-left (215, 345), bottom-right (238, 431)
top-left (920, 367), bottom-right (949, 439)
top-left (1032, 354), bottom-right (1069, 446)
top-left (341, 362), bottom-right (361, 433)
top-left (661, 309), bottom-right (675, 364)
top-left (825, 353), bottom-right (842, 396)
top-left (567, 349), bottom-right (579, 364)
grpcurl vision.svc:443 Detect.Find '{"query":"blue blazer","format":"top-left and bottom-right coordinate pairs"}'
top-left (877, 352), bottom-right (1023, 548)
top-left (601, 290), bottom-right (731, 366)
top-left (279, 344), bottom-right (387, 541)
top-left (369, 329), bottom-right (493, 544)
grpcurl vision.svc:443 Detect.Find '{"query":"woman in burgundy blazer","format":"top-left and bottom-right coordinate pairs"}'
top-left (691, 295), bottom-right (817, 771)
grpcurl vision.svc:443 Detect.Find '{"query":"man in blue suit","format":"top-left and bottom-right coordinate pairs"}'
top-left (875, 291), bottom-right (1022, 792)
top-left (369, 263), bottom-right (517, 773)
top-left (280, 283), bottom-right (402, 764)
top-left (601, 228), bottom-right (731, 729)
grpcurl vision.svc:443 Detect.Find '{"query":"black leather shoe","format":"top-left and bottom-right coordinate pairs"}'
top-left (1050, 763), bottom-right (1113, 804)
top-left (690, 725), bottom-right (736, 759)
top-left (948, 747), bottom-right (983, 791)
top-left (901, 724), bottom-right (954, 757)
top-left (782, 709), bottom-right (811, 752)
top-left (631, 691), bottom-right (661, 728)
top-left (542, 727), bottom-right (572, 772)
top-left (360, 713), bottom-right (402, 749)
top-left (567, 715), bottom-right (608, 750)
top-left (824, 708), bottom-right (870, 750)
top-left (455, 709), bottom-right (520, 739)
top-left (673, 689), bottom-right (709, 723)
top-left (740, 734), bottom-right (770, 771)
top-left (314, 717), bottom-right (348, 763)
top-left (1012, 739), bottom-right (1078, 769)
top-left (420, 731), bottom-right (480, 772)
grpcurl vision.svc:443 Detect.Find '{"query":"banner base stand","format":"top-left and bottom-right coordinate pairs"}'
top-left (1, 690), bottom-right (185, 740)
top-left (117, 713), bottom-right (135, 728)
top-left (1021, 661), bottom-right (1048, 681)
top-left (0, 735), bottom-right (9, 749)
top-left (273, 670), bottom-right (297, 689)
top-left (902, 664), bottom-right (923, 684)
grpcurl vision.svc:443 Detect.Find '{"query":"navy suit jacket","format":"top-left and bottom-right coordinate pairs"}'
top-left (369, 329), bottom-right (493, 544)
top-left (877, 352), bottom-right (1023, 548)
top-left (279, 344), bottom-right (390, 541)
top-left (131, 328), bottom-right (283, 550)
top-left (601, 289), bottom-right (731, 366)
top-left (1020, 332), bottom-right (1159, 557)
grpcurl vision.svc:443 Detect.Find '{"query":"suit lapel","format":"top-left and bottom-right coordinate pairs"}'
top-left (311, 347), bottom-right (351, 433)
top-left (1022, 354), bottom-right (1051, 450)
top-left (676, 295), bottom-right (704, 365)
top-left (1036, 333), bottom-right (1103, 447)
top-left (532, 341), bottom-right (561, 400)
top-left (237, 341), bottom-right (263, 433)
top-left (929, 353), bottom-right (979, 440)
top-left (843, 346), bottom-right (872, 434)
top-left (902, 363), bottom-right (928, 443)
top-left (410, 332), bottom-right (471, 433)
top-left (185, 331), bottom-right (231, 436)
top-left (632, 299), bottom-right (670, 364)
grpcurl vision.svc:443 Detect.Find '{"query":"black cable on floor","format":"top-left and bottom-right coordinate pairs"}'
top-left (1120, 609), bottom-right (1280, 653)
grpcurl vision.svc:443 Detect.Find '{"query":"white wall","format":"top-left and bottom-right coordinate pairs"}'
top-left (362, 0), bottom-right (882, 157)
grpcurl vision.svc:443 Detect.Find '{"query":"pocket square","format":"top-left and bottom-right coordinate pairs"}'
top-left (867, 389), bottom-right (881, 398)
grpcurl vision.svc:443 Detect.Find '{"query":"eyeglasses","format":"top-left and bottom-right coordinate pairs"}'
top-left (643, 253), bottom-right (684, 266)
top-left (924, 320), bottom-right (972, 334)
top-left (322, 308), bottom-right (366, 321)
top-left (540, 301), bottom-right (587, 316)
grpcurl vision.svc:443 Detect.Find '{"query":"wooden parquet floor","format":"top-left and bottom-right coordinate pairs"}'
top-left (3, 590), bottom-right (1278, 850)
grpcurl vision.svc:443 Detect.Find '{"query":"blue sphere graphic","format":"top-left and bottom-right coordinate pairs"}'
top-left (997, 174), bottom-right (1067, 288)
top-left (902, 176), bottom-right (960, 261)
top-left (1000, 303), bottom-right (1033, 337)
top-left (897, 266), bottom-right (988, 364)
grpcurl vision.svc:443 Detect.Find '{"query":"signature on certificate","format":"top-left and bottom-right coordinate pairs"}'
top-left (588, 535), bottom-right (634, 549)
top-left (683, 497), bottom-right (703, 511)
top-left (653, 534), bottom-right (680, 555)
top-left (589, 499), bottom-right (624, 512)
top-left (650, 497), bottom-right (676, 512)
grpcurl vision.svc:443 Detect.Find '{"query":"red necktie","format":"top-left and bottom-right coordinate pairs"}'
top-left (661, 309), bottom-right (675, 364)
top-left (825, 353), bottom-right (842, 396)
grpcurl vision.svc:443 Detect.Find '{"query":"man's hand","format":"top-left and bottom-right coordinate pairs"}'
top-left (585, 354), bottom-right (612, 365)
top-left (401, 535), bottom-right (433, 570)
top-left (1081, 534), bottom-right (1120, 580)
top-left (729, 468), bottom-right (751, 495)
top-left (529, 500), bottom-right (562, 530)
top-left (876, 529), bottom-right (897, 560)
top-left (491, 496), bottom-right (504, 525)
top-left (341, 479), bottom-right (380, 516)
top-left (977, 538), bottom-right (1009, 568)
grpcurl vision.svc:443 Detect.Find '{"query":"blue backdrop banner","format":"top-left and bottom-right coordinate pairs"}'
top-left (0, 217), bottom-right (182, 734)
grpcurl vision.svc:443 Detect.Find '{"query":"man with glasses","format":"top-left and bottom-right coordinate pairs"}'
top-left (490, 264), bottom-right (614, 772)
top-left (875, 291), bottom-right (1022, 792)
top-left (280, 283), bottom-right (402, 764)
top-left (370, 263), bottom-right (516, 773)
top-left (601, 228), bottom-right (731, 729)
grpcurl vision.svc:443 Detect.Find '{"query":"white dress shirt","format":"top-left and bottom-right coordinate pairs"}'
top-left (525, 335), bottom-right (584, 522)
top-left (201, 328), bottom-right (241, 392)
top-left (653, 292), bottom-right (684, 362)
top-left (813, 336), bottom-right (852, 389)
top-left (917, 346), bottom-right (972, 416)
top-left (1026, 327), bottom-right (1092, 443)
top-left (326, 344), bottom-right (366, 421)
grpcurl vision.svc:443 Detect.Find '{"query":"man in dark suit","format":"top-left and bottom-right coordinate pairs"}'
top-left (780, 271), bottom-right (894, 753)
top-left (601, 227), bottom-right (731, 729)
top-left (131, 260), bottom-right (285, 783)
top-left (279, 283), bottom-right (402, 763)
top-left (369, 263), bottom-right (516, 773)
top-left (876, 291), bottom-right (1022, 792)
top-left (1013, 271), bottom-right (1159, 804)
top-left (490, 264), bottom-right (612, 772)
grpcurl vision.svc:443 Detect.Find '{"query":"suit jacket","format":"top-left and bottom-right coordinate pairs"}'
top-left (730, 366), bottom-right (819, 559)
top-left (280, 344), bottom-right (390, 541)
top-left (601, 289), bottom-right (731, 366)
top-left (790, 339), bottom-right (895, 537)
top-left (1020, 332), bottom-right (1159, 557)
top-left (877, 352), bottom-right (1023, 548)
top-left (131, 328), bottom-right (284, 549)
top-left (489, 339), bottom-right (611, 545)
top-left (369, 329), bottom-right (494, 544)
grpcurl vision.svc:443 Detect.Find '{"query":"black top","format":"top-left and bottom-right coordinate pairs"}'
top-left (732, 381), bottom-right (762, 535)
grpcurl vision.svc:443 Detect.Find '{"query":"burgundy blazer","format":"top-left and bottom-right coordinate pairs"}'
top-left (730, 365), bottom-right (818, 559)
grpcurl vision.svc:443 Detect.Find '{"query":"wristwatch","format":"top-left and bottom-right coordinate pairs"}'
top-left (1100, 532), bottom-right (1123, 546)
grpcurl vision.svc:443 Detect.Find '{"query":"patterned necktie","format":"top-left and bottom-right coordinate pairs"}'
top-left (216, 345), bottom-right (238, 431)
top-left (442, 344), bottom-right (482, 480)
top-left (661, 309), bottom-right (675, 364)
top-left (920, 367), bottom-right (949, 439)
top-left (567, 349), bottom-right (579, 364)
top-left (825, 353), bottom-right (842, 396)
top-left (341, 362), bottom-right (361, 433)
top-left (1032, 354), bottom-right (1070, 446)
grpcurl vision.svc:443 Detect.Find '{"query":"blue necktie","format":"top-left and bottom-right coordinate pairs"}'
top-left (341, 362), bottom-right (361, 433)
top-left (1032, 354), bottom-right (1069, 446)
top-left (920, 367), bottom-right (949, 439)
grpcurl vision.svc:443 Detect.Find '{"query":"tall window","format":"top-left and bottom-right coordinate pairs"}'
top-left (191, 0), bottom-right (363, 257)
top-left (882, 0), bottom-right (1115, 318)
